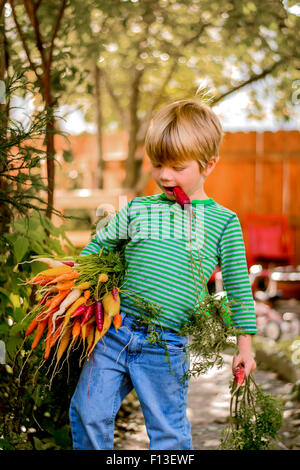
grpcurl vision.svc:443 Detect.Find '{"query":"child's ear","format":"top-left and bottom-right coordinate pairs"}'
top-left (203, 156), bottom-right (219, 177)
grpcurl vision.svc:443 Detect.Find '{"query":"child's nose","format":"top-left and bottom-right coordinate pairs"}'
top-left (159, 166), bottom-right (173, 180)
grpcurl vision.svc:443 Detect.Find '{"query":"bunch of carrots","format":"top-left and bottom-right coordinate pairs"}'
top-left (19, 255), bottom-right (123, 380)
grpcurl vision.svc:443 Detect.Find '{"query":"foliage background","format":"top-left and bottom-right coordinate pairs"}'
top-left (0, 0), bottom-right (299, 450)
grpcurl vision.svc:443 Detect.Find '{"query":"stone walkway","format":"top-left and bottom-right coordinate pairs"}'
top-left (114, 353), bottom-right (300, 451)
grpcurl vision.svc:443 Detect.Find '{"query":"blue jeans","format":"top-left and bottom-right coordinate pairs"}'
top-left (69, 311), bottom-right (193, 450)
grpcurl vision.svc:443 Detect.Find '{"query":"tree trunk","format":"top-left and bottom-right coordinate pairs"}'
top-left (43, 73), bottom-right (55, 221)
top-left (0, 2), bottom-right (12, 235)
top-left (122, 68), bottom-right (143, 189)
top-left (94, 64), bottom-right (104, 189)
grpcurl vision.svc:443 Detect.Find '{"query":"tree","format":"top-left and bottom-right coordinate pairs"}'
top-left (72, 0), bottom-right (300, 193)
top-left (8, 0), bottom-right (69, 219)
top-left (0, 0), bottom-right (11, 234)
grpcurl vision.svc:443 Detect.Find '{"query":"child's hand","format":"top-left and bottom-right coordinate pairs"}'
top-left (232, 352), bottom-right (256, 378)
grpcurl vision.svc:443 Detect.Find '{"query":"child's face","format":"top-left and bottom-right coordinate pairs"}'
top-left (151, 159), bottom-right (214, 200)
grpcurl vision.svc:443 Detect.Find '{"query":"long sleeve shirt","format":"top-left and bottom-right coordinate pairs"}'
top-left (80, 193), bottom-right (258, 334)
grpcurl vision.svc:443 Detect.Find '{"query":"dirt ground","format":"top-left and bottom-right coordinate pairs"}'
top-left (114, 353), bottom-right (300, 451)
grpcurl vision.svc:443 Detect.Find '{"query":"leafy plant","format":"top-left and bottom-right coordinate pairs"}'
top-left (71, 245), bottom-right (127, 300)
top-left (219, 373), bottom-right (284, 450)
top-left (178, 293), bottom-right (245, 381)
top-left (0, 210), bottom-right (80, 450)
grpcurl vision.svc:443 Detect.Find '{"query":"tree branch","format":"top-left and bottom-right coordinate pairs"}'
top-left (136, 60), bottom-right (178, 145)
top-left (0, 0), bottom-right (5, 14)
top-left (22, 0), bottom-right (47, 71)
top-left (9, 0), bottom-right (43, 85)
top-left (35, 0), bottom-right (43, 10)
top-left (136, 21), bottom-right (213, 145)
top-left (212, 58), bottom-right (286, 105)
top-left (47, 0), bottom-right (67, 73)
top-left (101, 67), bottom-right (127, 129)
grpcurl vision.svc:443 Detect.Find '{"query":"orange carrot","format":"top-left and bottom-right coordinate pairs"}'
top-left (26, 276), bottom-right (56, 288)
top-left (49, 271), bottom-right (80, 284)
top-left (45, 298), bottom-right (53, 307)
top-left (84, 290), bottom-right (90, 301)
top-left (35, 307), bottom-right (48, 321)
top-left (43, 290), bottom-right (71, 315)
top-left (25, 317), bottom-right (39, 337)
top-left (72, 319), bottom-right (81, 340)
top-left (49, 322), bottom-right (63, 347)
top-left (28, 274), bottom-right (55, 284)
top-left (31, 319), bottom-right (48, 349)
top-left (34, 278), bottom-right (58, 286)
top-left (44, 314), bottom-right (54, 360)
top-left (56, 280), bottom-right (75, 291)
top-left (113, 314), bottom-right (122, 332)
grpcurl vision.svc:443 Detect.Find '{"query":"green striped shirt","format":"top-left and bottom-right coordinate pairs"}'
top-left (80, 193), bottom-right (257, 334)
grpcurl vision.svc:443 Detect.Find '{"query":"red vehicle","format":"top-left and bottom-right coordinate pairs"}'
top-left (209, 213), bottom-right (300, 341)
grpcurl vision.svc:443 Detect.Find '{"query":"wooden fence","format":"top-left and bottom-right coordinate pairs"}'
top-left (52, 130), bottom-right (300, 264)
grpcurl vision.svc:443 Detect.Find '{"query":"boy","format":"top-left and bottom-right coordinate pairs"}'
top-left (69, 99), bottom-right (257, 450)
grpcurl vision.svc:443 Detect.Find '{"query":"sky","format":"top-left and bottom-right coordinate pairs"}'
top-left (11, 73), bottom-right (300, 135)
top-left (56, 82), bottom-right (300, 136)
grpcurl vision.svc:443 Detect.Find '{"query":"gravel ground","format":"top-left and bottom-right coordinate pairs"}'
top-left (114, 353), bottom-right (300, 451)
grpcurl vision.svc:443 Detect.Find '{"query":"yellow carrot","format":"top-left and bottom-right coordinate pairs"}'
top-left (37, 266), bottom-right (73, 277)
top-left (86, 325), bottom-right (95, 352)
top-left (61, 296), bottom-right (86, 331)
top-left (81, 316), bottom-right (95, 341)
top-left (56, 327), bottom-right (72, 363)
top-left (73, 281), bottom-right (90, 290)
top-left (102, 291), bottom-right (120, 318)
top-left (88, 312), bottom-right (112, 355)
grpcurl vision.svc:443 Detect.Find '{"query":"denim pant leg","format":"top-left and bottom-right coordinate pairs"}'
top-left (122, 315), bottom-right (193, 451)
top-left (69, 321), bottom-right (134, 450)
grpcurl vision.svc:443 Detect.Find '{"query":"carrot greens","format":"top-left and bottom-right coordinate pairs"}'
top-left (219, 373), bottom-right (284, 450)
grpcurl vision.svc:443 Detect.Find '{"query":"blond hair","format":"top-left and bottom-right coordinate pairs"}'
top-left (145, 99), bottom-right (224, 173)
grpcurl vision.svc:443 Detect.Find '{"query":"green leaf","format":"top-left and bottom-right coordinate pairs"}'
top-left (9, 322), bottom-right (26, 335)
top-left (33, 437), bottom-right (48, 451)
top-left (0, 323), bottom-right (10, 335)
top-left (0, 438), bottom-right (15, 450)
top-left (12, 307), bottom-right (25, 322)
top-left (53, 425), bottom-right (72, 449)
top-left (27, 217), bottom-right (40, 233)
top-left (13, 237), bottom-right (29, 263)
top-left (0, 287), bottom-right (11, 300)
top-left (5, 335), bottom-right (21, 359)
top-left (4, 233), bottom-right (18, 245)
top-left (9, 293), bottom-right (20, 309)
